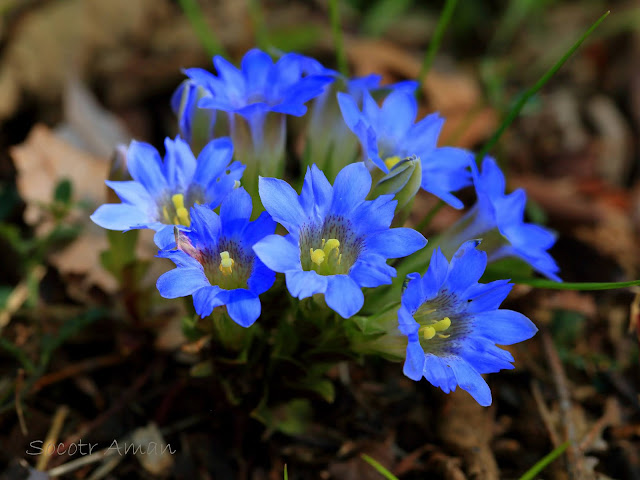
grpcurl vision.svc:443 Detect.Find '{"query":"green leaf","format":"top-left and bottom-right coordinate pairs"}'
top-left (361, 454), bottom-right (399, 480)
top-left (53, 178), bottom-right (73, 204)
top-left (418, 0), bottom-right (459, 92)
top-left (477, 10), bottom-right (610, 161)
top-left (519, 441), bottom-right (569, 480)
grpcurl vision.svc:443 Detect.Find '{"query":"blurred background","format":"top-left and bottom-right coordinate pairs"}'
top-left (0, 0), bottom-right (639, 478)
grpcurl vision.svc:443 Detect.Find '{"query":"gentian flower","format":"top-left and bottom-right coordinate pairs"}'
top-left (399, 240), bottom-right (538, 406)
top-left (337, 89), bottom-right (473, 208)
top-left (438, 156), bottom-right (561, 281)
top-left (253, 162), bottom-right (427, 319)
top-left (307, 72), bottom-right (418, 181)
top-left (171, 79), bottom-right (216, 153)
top-left (181, 48), bottom-right (334, 195)
top-left (90, 136), bottom-right (243, 247)
top-left (156, 188), bottom-right (276, 327)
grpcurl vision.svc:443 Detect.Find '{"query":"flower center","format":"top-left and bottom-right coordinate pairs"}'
top-left (309, 238), bottom-right (342, 274)
top-left (418, 317), bottom-right (451, 340)
top-left (202, 239), bottom-right (253, 291)
top-left (162, 193), bottom-right (192, 227)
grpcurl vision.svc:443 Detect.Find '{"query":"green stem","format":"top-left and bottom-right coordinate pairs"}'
top-left (476, 10), bottom-right (609, 162)
top-left (513, 278), bottom-right (640, 291)
top-left (417, 0), bottom-right (458, 95)
top-left (414, 200), bottom-right (445, 233)
top-left (329, 0), bottom-right (349, 77)
top-left (178, 0), bottom-right (227, 57)
top-left (248, 0), bottom-right (269, 50)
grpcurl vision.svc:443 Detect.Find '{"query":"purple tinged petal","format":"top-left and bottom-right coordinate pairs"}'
top-left (156, 268), bottom-right (209, 298)
top-left (401, 272), bottom-right (425, 313)
top-left (348, 254), bottom-right (395, 288)
top-left (422, 354), bottom-right (455, 393)
top-left (243, 211), bottom-right (277, 246)
top-left (324, 274), bottom-right (364, 318)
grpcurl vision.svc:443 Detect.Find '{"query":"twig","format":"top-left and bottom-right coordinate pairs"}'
top-left (530, 380), bottom-right (561, 447)
top-left (31, 352), bottom-right (126, 393)
top-left (15, 368), bottom-right (27, 435)
top-left (36, 405), bottom-right (69, 471)
top-left (540, 328), bottom-right (584, 479)
top-left (578, 397), bottom-right (620, 453)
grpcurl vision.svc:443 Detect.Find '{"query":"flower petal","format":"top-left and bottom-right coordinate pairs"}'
top-left (252, 234), bottom-right (301, 273)
top-left (226, 289), bottom-right (261, 327)
top-left (90, 204), bottom-right (151, 230)
top-left (156, 268), bottom-right (209, 298)
top-left (365, 228), bottom-right (427, 258)
top-left (324, 274), bottom-right (364, 318)
top-left (331, 162), bottom-right (371, 216)
top-left (285, 270), bottom-right (327, 299)
top-left (472, 310), bottom-right (538, 345)
top-left (193, 285), bottom-right (225, 317)
top-left (258, 177), bottom-right (306, 232)
top-left (449, 356), bottom-right (492, 406)
top-left (126, 141), bottom-right (168, 196)
top-left (403, 339), bottom-right (425, 381)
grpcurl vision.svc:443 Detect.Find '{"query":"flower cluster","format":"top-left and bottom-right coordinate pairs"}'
top-left (92, 48), bottom-right (561, 406)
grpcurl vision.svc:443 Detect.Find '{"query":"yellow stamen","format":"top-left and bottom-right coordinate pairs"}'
top-left (420, 325), bottom-right (436, 340)
top-left (418, 317), bottom-right (451, 341)
top-left (219, 251), bottom-right (235, 275)
top-left (233, 180), bottom-right (241, 189)
top-left (171, 193), bottom-right (191, 227)
top-left (310, 248), bottom-right (325, 265)
top-left (384, 156), bottom-right (401, 170)
top-left (322, 238), bottom-right (340, 257)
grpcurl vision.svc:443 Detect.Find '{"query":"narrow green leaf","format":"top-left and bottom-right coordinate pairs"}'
top-left (284, 465), bottom-right (288, 480)
top-left (248, 0), bottom-right (269, 50)
top-left (361, 454), bottom-right (399, 480)
top-left (177, 0), bottom-right (226, 57)
top-left (519, 441), bottom-right (569, 480)
top-left (362, 0), bottom-right (413, 37)
top-left (329, 0), bottom-right (349, 77)
top-left (513, 278), bottom-right (640, 291)
top-left (477, 11), bottom-right (609, 161)
top-left (417, 0), bottom-right (459, 92)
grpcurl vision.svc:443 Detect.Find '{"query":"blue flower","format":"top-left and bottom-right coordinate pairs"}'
top-left (253, 162), bottom-right (427, 319)
top-left (440, 156), bottom-right (561, 281)
top-left (156, 188), bottom-right (276, 327)
top-left (171, 79), bottom-right (216, 149)
top-left (90, 136), bottom-right (244, 247)
top-left (184, 48), bottom-right (334, 121)
top-left (337, 90), bottom-right (473, 208)
top-left (181, 48), bottom-right (334, 195)
top-left (306, 72), bottom-right (418, 180)
top-left (399, 241), bottom-right (538, 406)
